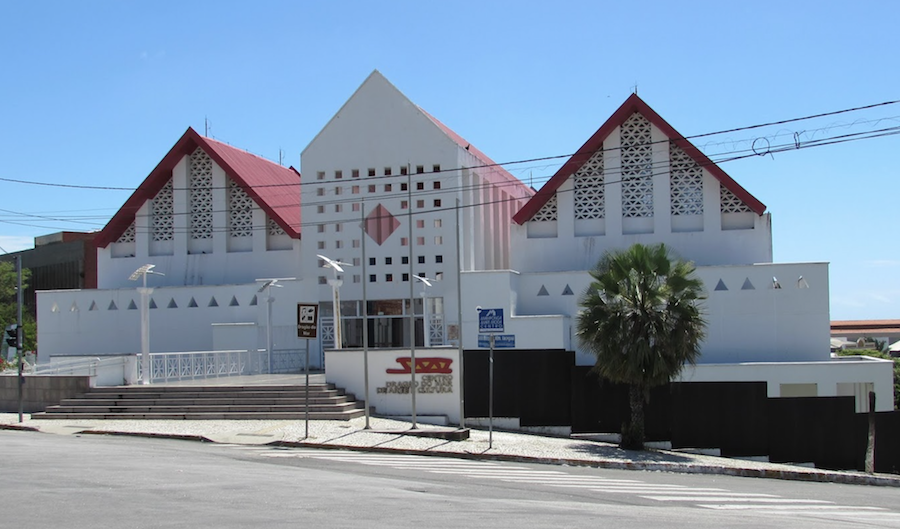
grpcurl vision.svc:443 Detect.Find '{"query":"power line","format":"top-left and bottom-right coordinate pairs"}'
top-left (2, 98), bottom-right (898, 194)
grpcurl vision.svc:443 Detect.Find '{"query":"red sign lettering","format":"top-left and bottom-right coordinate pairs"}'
top-left (386, 357), bottom-right (453, 374)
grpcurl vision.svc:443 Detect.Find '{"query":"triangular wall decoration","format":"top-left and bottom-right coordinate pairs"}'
top-left (70, 301), bottom-right (79, 312)
top-left (108, 300), bottom-right (118, 310)
top-left (167, 298), bottom-right (178, 308)
top-left (741, 278), bottom-right (755, 290)
top-left (149, 299), bottom-right (158, 309)
top-left (89, 301), bottom-right (99, 311)
top-left (537, 285), bottom-right (550, 296)
top-left (249, 295), bottom-right (258, 306)
top-left (127, 300), bottom-right (138, 310)
top-left (561, 285), bottom-right (574, 296)
top-left (714, 279), bottom-right (728, 291)
top-left (229, 296), bottom-right (240, 307)
top-left (208, 297), bottom-right (219, 307)
top-left (188, 297), bottom-right (198, 308)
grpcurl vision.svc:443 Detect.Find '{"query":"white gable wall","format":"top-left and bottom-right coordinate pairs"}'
top-left (300, 72), bottom-right (531, 344)
top-left (512, 119), bottom-right (773, 273)
top-left (97, 151), bottom-right (300, 290)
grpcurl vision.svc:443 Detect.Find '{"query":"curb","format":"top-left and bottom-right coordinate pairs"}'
top-left (270, 440), bottom-right (900, 488)
top-left (0, 423), bottom-right (39, 432)
top-left (77, 430), bottom-right (215, 443)
top-left (4, 424), bottom-right (899, 487)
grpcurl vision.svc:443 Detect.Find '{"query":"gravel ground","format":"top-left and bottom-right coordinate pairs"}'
top-left (2, 412), bottom-right (898, 486)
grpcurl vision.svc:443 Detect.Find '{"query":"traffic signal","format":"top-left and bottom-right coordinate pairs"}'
top-left (5, 324), bottom-right (17, 349)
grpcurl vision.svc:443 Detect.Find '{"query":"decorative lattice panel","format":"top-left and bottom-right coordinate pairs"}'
top-left (531, 193), bottom-right (558, 222)
top-left (267, 216), bottom-right (285, 236)
top-left (620, 113), bottom-right (654, 218)
top-left (720, 184), bottom-right (752, 213)
top-left (117, 222), bottom-right (135, 243)
top-left (227, 179), bottom-right (253, 238)
top-left (574, 150), bottom-right (605, 219)
top-left (189, 147), bottom-right (214, 240)
top-left (151, 180), bottom-right (174, 241)
top-left (669, 143), bottom-right (704, 216)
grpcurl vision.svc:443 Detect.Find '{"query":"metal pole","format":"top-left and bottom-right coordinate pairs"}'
top-left (456, 198), bottom-right (465, 429)
top-left (408, 167), bottom-right (417, 428)
top-left (139, 272), bottom-right (151, 385)
top-left (866, 391), bottom-right (876, 473)
top-left (422, 290), bottom-right (429, 348)
top-left (16, 255), bottom-right (23, 423)
top-left (331, 277), bottom-right (342, 350)
top-left (361, 199), bottom-right (371, 429)
top-left (305, 339), bottom-right (310, 439)
top-left (489, 333), bottom-right (494, 449)
top-left (266, 289), bottom-right (274, 374)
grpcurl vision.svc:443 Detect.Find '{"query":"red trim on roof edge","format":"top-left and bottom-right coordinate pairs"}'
top-left (94, 128), bottom-right (301, 248)
top-left (512, 94), bottom-right (766, 225)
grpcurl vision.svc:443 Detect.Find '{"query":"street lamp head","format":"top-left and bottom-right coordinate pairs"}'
top-left (129, 264), bottom-right (155, 281)
top-left (317, 254), bottom-right (351, 274)
top-left (413, 275), bottom-right (434, 287)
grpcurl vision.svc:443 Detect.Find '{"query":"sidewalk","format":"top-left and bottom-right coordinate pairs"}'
top-left (2, 412), bottom-right (898, 487)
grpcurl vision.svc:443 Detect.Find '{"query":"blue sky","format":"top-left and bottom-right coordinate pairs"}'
top-left (1, 1), bottom-right (898, 321)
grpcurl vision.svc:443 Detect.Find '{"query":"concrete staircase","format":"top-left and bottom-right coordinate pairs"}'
top-left (32, 384), bottom-right (365, 420)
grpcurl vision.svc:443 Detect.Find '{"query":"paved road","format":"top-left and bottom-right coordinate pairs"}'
top-left (3, 430), bottom-right (898, 528)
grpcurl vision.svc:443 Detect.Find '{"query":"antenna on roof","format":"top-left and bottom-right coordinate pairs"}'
top-left (204, 116), bottom-right (209, 136)
top-left (279, 148), bottom-right (284, 166)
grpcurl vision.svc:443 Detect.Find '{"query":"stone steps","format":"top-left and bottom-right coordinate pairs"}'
top-left (34, 383), bottom-right (365, 421)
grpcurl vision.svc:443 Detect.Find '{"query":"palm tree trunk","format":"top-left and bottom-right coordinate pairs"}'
top-left (622, 384), bottom-right (645, 450)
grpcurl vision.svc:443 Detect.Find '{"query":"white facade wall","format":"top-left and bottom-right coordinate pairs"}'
top-left (325, 347), bottom-right (462, 423)
top-left (678, 358), bottom-right (894, 412)
top-left (36, 281), bottom-right (319, 366)
top-left (462, 262), bottom-right (830, 366)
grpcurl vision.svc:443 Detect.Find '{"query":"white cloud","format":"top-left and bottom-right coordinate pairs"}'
top-left (863, 260), bottom-right (900, 268)
top-left (0, 236), bottom-right (34, 254)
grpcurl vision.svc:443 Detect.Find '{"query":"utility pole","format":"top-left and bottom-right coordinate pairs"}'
top-left (16, 255), bottom-right (24, 423)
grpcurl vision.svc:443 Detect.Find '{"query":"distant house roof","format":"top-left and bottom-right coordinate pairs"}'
top-left (513, 93), bottom-right (766, 225)
top-left (94, 127), bottom-right (301, 248)
top-left (419, 108), bottom-right (533, 197)
top-left (831, 320), bottom-right (900, 336)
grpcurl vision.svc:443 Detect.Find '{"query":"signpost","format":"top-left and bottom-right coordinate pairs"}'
top-left (297, 303), bottom-right (319, 438)
top-left (477, 308), bottom-right (504, 449)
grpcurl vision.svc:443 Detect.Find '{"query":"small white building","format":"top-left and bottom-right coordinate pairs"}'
top-left (36, 72), bottom-right (893, 414)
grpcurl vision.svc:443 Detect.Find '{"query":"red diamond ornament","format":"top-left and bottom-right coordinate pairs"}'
top-left (365, 204), bottom-right (401, 246)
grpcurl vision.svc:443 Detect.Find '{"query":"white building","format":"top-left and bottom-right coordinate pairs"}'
top-left (36, 72), bottom-right (893, 414)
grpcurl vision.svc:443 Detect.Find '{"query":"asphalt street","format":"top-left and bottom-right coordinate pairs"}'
top-left (2, 430), bottom-right (898, 528)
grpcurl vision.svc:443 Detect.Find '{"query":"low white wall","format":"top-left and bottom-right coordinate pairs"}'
top-left (325, 347), bottom-right (462, 424)
top-left (678, 355), bottom-right (894, 412)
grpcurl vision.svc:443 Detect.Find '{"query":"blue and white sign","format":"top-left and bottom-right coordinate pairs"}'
top-left (478, 334), bottom-right (515, 348)
top-left (478, 308), bottom-right (505, 333)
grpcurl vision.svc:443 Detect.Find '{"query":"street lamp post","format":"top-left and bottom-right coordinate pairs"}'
top-left (129, 264), bottom-right (164, 384)
top-left (318, 255), bottom-right (350, 350)
top-left (413, 275), bottom-right (435, 348)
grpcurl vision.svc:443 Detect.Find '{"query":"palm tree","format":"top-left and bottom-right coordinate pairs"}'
top-left (577, 243), bottom-right (706, 450)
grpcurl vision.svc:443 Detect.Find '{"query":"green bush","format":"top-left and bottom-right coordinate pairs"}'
top-left (836, 349), bottom-right (900, 410)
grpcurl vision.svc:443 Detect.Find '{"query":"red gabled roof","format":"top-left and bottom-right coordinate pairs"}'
top-left (95, 127), bottom-right (301, 248)
top-left (512, 94), bottom-right (766, 225)
top-left (419, 108), bottom-right (534, 198)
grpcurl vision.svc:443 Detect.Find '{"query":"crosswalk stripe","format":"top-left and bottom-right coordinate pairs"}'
top-left (218, 445), bottom-right (900, 519)
top-left (700, 504), bottom-right (886, 511)
top-left (646, 496), bottom-right (832, 503)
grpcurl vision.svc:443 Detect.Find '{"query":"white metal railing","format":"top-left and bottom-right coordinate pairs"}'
top-left (138, 349), bottom-right (267, 384)
top-left (33, 356), bottom-right (103, 376)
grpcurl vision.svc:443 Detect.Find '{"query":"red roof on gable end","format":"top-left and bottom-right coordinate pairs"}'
top-left (419, 108), bottom-right (534, 198)
top-left (94, 128), bottom-right (301, 248)
top-left (512, 94), bottom-right (766, 225)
